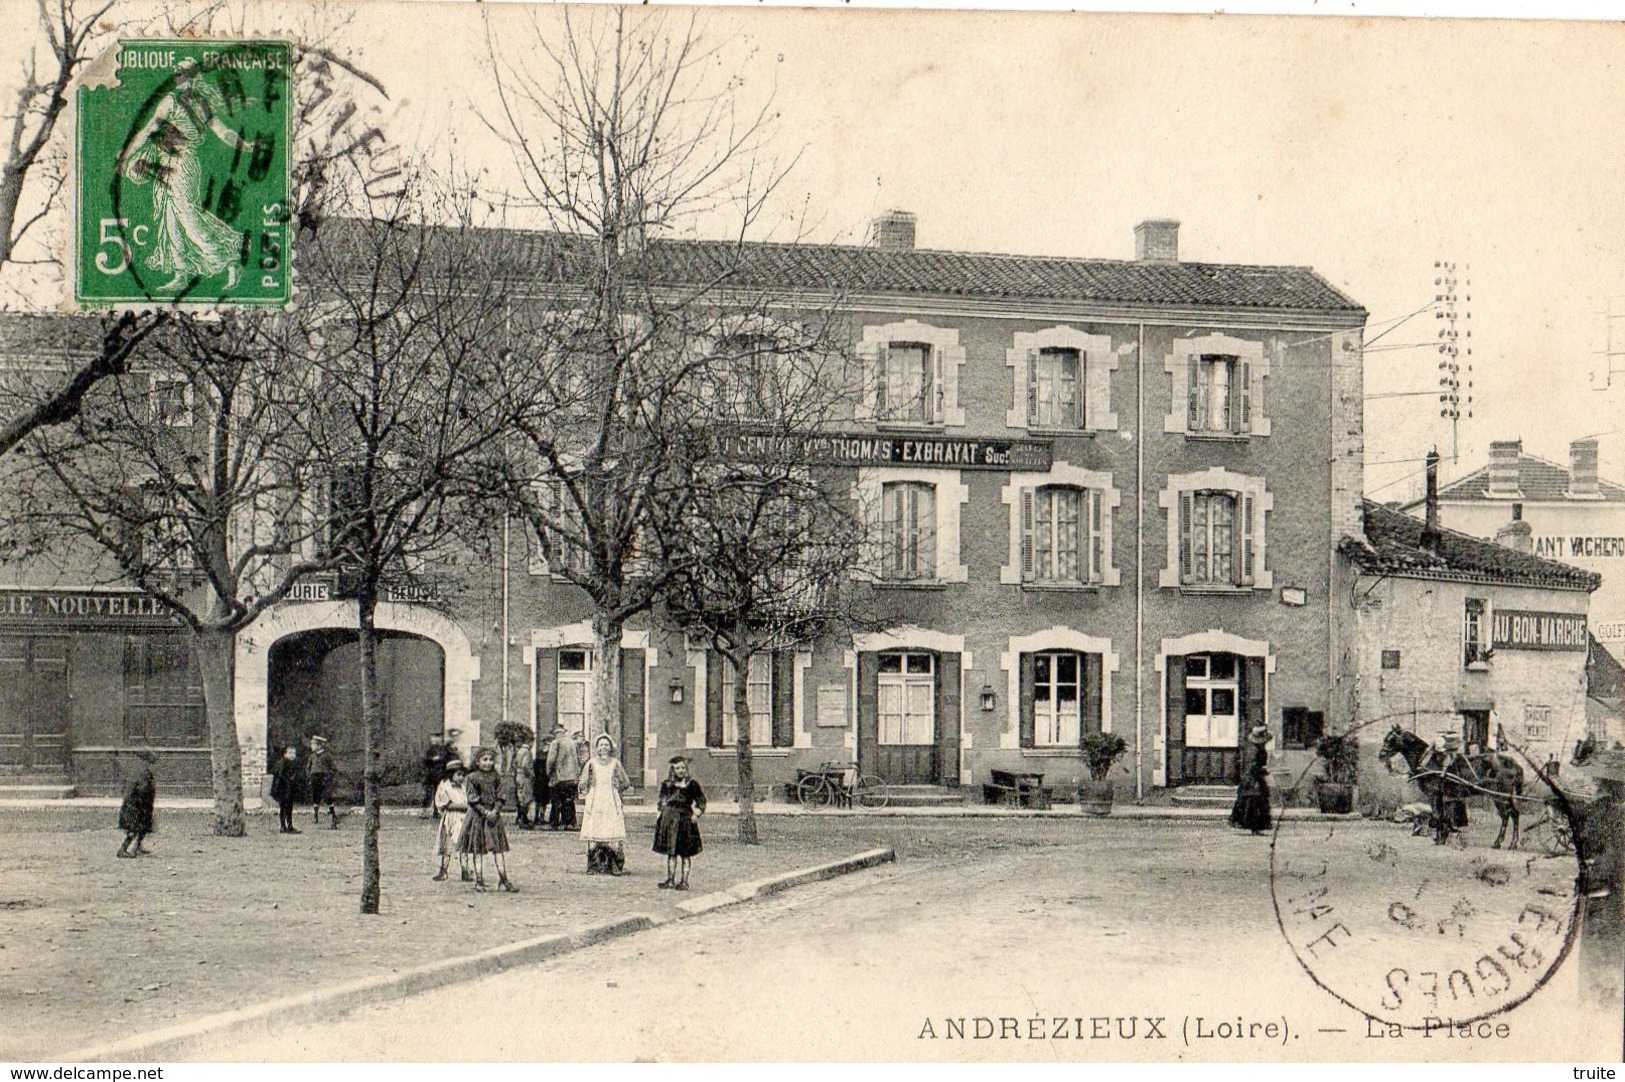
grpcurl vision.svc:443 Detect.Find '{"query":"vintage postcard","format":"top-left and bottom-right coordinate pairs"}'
top-left (0, 0), bottom-right (1621, 1069)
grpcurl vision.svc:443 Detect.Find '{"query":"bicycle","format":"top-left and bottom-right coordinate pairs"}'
top-left (795, 762), bottom-right (889, 810)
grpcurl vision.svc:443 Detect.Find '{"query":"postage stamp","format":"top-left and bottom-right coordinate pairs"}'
top-left (75, 39), bottom-right (292, 308)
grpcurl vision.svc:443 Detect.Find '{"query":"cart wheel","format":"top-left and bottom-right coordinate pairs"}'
top-left (853, 774), bottom-right (889, 809)
top-left (1544, 817), bottom-right (1575, 857)
top-left (797, 775), bottom-right (831, 810)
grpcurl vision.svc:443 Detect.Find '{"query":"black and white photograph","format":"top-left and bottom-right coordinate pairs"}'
top-left (0, 0), bottom-right (1620, 1067)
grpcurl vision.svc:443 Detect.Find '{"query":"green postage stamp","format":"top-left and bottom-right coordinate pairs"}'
top-left (76, 40), bottom-right (292, 308)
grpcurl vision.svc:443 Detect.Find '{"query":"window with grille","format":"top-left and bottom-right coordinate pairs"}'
top-left (1179, 490), bottom-right (1255, 587)
top-left (881, 481), bottom-right (936, 581)
top-left (1020, 485), bottom-right (1102, 585)
top-left (1029, 347), bottom-right (1083, 429)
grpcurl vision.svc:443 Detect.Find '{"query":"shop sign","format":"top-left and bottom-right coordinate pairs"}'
top-left (719, 430), bottom-right (1052, 472)
top-left (1490, 608), bottom-right (1588, 652)
top-left (0, 589), bottom-right (180, 625)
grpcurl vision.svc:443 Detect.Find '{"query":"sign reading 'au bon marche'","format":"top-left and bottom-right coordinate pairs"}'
top-left (1490, 608), bottom-right (1588, 652)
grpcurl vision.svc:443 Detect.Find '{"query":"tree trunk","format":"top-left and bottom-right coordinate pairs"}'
top-left (358, 584), bottom-right (385, 915)
top-left (193, 625), bottom-right (246, 837)
top-left (732, 654), bottom-right (759, 845)
top-left (591, 611), bottom-right (624, 744)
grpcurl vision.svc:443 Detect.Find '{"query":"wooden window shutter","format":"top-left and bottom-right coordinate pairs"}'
top-left (1241, 494), bottom-right (1256, 586)
top-left (1025, 349), bottom-right (1039, 425)
top-left (620, 648), bottom-right (645, 780)
top-left (1179, 492), bottom-right (1195, 584)
top-left (705, 651), bottom-right (725, 748)
top-left (1089, 488), bottom-right (1104, 583)
top-left (1081, 652), bottom-right (1104, 740)
top-left (1187, 355), bottom-right (1202, 430)
top-left (1020, 488), bottom-right (1036, 582)
top-left (873, 342), bottom-right (890, 416)
top-left (1166, 659), bottom-right (1187, 786)
top-left (1018, 653), bottom-right (1037, 748)
top-left (935, 651), bottom-right (961, 787)
top-left (1242, 656), bottom-right (1267, 733)
top-left (771, 650), bottom-right (795, 749)
top-left (1237, 360), bottom-right (1252, 433)
top-left (931, 345), bottom-right (945, 422)
top-left (917, 484), bottom-right (937, 579)
top-left (535, 648), bottom-right (559, 733)
top-left (856, 653), bottom-right (880, 776)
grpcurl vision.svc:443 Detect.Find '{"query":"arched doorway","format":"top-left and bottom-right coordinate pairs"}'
top-left (266, 629), bottom-right (445, 802)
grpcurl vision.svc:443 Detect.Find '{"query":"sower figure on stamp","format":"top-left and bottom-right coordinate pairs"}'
top-left (653, 756), bottom-right (706, 890)
top-left (116, 750), bottom-right (157, 858)
top-left (307, 734), bottom-right (338, 829)
top-left (270, 746), bottom-right (304, 834)
top-left (1229, 726), bottom-right (1272, 835)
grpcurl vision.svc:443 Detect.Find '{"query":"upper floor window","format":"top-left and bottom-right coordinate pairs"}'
top-left (527, 479), bottom-right (590, 578)
top-left (857, 321), bottom-right (965, 428)
top-left (1024, 485), bottom-right (1101, 586)
top-left (1163, 334), bottom-right (1270, 438)
top-left (1159, 468), bottom-right (1273, 591)
top-left (1007, 326), bottom-right (1117, 433)
top-left (1464, 598), bottom-right (1489, 667)
top-left (882, 480), bottom-right (936, 581)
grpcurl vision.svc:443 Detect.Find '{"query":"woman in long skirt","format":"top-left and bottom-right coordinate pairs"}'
top-left (1229, 726), bottom-right (1272, 835)
top-left (458, 748), bottom-right (517, 892)
top-left (579, 734), bottom-right (631, 875)
top-left (433, 760), bottom-right (472, 882)
top-left (116, 750), bottom-right (158, 857)
top-left (653, 756), bottom-right (706, 891)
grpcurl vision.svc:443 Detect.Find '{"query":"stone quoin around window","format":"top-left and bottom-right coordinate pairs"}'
top-left (999, 464), bottom-right (1121, 588)
top-left (1163, 333), bottom-right (1270, 438)
top-left (998, 628), bottom-right (1121, 749)
top-left (1158, 468), bottom-right (1274, 591)
top-left (1005, 326), bottom-right (1117, 432)
top-left (855, 320), bottom-right (967, 428)
top-left (852, 468), bottom-right (970, 584)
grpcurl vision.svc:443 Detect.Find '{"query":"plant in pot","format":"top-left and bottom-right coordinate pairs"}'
top-left (1314, 731), bottom-right (1359, 814)
top-left (1078, 732), bottom-right (1128, 815)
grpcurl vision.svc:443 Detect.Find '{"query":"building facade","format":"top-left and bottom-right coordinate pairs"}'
top-left (1, 215), bottom-right (1369, 800)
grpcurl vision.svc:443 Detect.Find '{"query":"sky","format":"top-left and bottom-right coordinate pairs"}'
top-left (5, 1), bottom-right (1625, 500)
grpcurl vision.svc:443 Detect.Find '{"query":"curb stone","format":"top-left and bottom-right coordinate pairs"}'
top-left (63, 847), bottom-right (896, 1062)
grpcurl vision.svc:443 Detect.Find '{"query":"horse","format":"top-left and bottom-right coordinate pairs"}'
top-left (1376, 724), bottom-right (1526, 849)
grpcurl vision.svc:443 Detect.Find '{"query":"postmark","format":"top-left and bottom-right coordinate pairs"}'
top-left (1270, 716), bottom-right (1584, 1033)
top-left (75, 39), bottom-right (292, 308)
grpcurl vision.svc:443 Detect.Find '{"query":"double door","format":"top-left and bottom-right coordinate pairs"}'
top-left (0, 635), bottom-right (70, 771)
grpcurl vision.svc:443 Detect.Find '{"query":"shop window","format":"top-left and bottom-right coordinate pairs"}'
top-left (1463, 598), bottom-right (1489, 668)
top-left (1281, 707), bottom-right (1324, 750)
top-left (123, 634), bottom-right (205, 745)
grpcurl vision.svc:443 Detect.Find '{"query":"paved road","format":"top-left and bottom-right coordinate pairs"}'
top-left (185, 819), bottom-right (1614, 1062)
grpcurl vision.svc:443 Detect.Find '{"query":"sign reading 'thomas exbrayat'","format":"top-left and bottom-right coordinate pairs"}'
top-left (721, 431), bottom-right (1052, 471)
top-left (1491, 608), bottom-right (1588, 651)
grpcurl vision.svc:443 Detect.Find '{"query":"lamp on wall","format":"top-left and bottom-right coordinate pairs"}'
top-left (980, 684), bottom-right (997, 712)
top-left (668, 676), bottom-right (685, 705)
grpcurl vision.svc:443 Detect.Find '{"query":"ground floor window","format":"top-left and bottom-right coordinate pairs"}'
top-left (706, 651), bottom-right (794, 749)
top-left (124, 633), bottom-right (206, 745)
top-left (557, 648), bottom-right (593, 735)
top-left (1019, 650), bottom-right (1104, 748)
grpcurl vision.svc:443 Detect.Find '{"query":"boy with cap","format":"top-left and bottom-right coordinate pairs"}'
top-left (307, 734), bottom-right (338, 829)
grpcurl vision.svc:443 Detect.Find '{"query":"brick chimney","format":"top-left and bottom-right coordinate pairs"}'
top-left (1420, 448), bottom-right (1443, 554)
top-left (1569, 438), bottom-right (1600, 498)
top-left (1494, 502), bottom-right (1533, 555)
top-left (869, 210), bottom-right (916, 252)
top-left (1134, 219), bottom-right (1180, 262)
top-left (1486, 439), bottom-right (1523, 498)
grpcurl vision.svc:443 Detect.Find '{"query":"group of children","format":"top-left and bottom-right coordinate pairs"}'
top-left (429, 738), bottom-right (707, 893)
top-left (268, 735), bottom-right (341, 833)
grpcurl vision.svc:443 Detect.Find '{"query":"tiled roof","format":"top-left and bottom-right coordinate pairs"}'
top-left (1342, 500), bottom-right (1601, 591)
top-left (1418, 454), bottom-right (1625, 504)
top-left (311, 218), bottom-right (1366, 314)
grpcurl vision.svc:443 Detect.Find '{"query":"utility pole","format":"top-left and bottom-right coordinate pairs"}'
top-left (1435, 261), bottom-right (1472, 463)
top-left (1590, 297), bottom-right (1625, 391)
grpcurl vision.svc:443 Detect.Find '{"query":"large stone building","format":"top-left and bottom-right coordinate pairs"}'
top-left (0, 215), bottom-right (1370, 800)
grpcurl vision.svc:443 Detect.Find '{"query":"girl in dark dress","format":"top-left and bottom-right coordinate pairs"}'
top-left (1229, 726), bottom-right (1272, 835)
top-left (653, 756), bottom-right (706, 891)
top-left (457, 747), bottom-right (517, 892)
top-left (116, 751), bottom-right (157, 857)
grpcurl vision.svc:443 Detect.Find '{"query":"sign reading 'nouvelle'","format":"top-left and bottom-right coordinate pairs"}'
top-left (1490, 608), bottom-right (1588, 652)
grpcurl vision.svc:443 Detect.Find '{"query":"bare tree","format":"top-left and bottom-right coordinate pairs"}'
top-left (486, 7), bottom-right (795, 749)
top-left (298, 183), bottom-right (558, 914)
top-left (651, 323), bottom-right (869, 843)
top-left (7, 309), bottom-right (338, 836)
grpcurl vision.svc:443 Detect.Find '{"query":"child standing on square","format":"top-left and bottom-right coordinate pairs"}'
top-left (653, 755), bottom-right (705, 890)
top-left (433, 759), bottom-right (471, 882)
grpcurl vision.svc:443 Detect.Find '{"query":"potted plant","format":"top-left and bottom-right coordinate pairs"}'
top-left (1314, 731), bottom-right (1359, 814)
top-left (1078, 732), bottom-right (1128, 815)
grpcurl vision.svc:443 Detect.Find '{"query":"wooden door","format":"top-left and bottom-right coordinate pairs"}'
top-left (875, 652), bottom-right (937, 784)
top-left (1178, 653), bottom-right (1241, 785)
top-left (0, 635), bottom-right (70, 771)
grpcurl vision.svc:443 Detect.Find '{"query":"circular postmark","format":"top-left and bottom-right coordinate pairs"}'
top-left (78, 38), bottom-right (291, 308)
top-left (1269, 712), bottom-right (1584, 1033)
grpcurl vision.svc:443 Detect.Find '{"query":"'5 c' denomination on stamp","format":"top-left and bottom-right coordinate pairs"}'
top-left (76, 39), bottom-right (291, 308)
